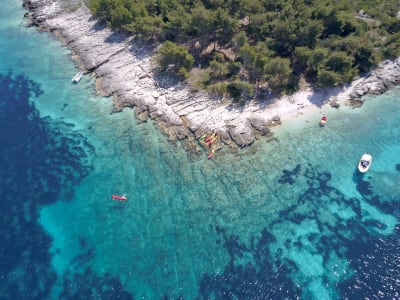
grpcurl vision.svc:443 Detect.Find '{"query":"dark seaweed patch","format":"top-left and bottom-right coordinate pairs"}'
top-left (198, 227), bottom-right (300, 299)
top-left (356, 177), bottom-right (373, 196)
top-left (278, 163), bottom-right (301, 185)
top-left (0, 72), bottom-right (132, 299)
top-left (198, 163), bottom-right (398, 299)
top-left (59, 268), bottom-right (133, 300)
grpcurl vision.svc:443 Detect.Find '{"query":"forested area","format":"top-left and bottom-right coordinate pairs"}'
top-left (88, 0), bottom-right (400, 100)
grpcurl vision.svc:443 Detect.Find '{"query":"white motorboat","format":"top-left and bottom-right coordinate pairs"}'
top-left (358, 153), bottom-right (372, 173)
top-left (72, 71), bottom-right (83, 83)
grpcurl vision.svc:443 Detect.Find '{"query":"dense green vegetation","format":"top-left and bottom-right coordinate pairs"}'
top-left (88, 0), bottom-right (400, 99)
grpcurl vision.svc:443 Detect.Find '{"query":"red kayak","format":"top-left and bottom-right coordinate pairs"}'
top-left (112, 194), bottom-right (127, 201)
top-left (207, 149), bottom-right (215, 159)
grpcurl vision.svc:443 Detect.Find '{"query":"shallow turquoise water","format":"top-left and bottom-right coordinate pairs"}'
top-left (1, 1), bottom-right (399, 299)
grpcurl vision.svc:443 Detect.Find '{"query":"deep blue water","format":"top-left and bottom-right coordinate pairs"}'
top-left (0, 1), bottom-right (399, 299)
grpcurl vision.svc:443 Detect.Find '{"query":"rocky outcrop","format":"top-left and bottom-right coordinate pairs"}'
top-left (248, 116), bottom-right (281, 136)
top-left (228, 123), bottom-right (255, 147)
top-left (348, 58), bottom-right (400, 102)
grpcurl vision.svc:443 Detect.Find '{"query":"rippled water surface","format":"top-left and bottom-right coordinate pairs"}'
top-left (1, 1), bottom-right (399, 299)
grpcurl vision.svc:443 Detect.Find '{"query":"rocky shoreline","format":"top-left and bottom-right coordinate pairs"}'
top-left (23, 0), bottom-right (400, 149)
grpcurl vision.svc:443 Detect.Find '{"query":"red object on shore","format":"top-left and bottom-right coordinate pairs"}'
top-left (112, 194), bottom-right (127, 201)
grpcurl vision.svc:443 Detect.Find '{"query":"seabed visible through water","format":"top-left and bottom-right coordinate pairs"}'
top-left (0, 1), bottom-right (399, 299)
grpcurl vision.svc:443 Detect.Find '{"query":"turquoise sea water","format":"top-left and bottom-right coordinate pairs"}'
top-left (1, 1), bottom-right (399, 299)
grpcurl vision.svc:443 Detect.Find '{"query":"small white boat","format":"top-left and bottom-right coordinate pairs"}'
top-left (358, 153), bottom-right (372, 173)
top-left (72, 71), bottom-right (83, 83)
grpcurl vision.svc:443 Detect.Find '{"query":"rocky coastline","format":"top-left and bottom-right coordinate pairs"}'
top-left (23, 0), bottom-right (400, 150)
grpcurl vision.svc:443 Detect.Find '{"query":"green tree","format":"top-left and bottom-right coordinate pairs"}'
top-left (208, 82), bottom-right (228, 96)
top-left (189, 4), bottom-right (213, 47)
top-left (307, 47), bottom-right (329, 77)
top-left (325, 51), bottom-right (356, 82)
top-left (232, 31), bottom-right (248, 60)
top-left (110, 5), bottom-right (132, 29)
top-left (209, 60), bottom-right (229, 80)
top-left (265, 57), bottom-right (292, 93)
top-left (89, 0), bottom-right (115, 21)
top-left (382, 32), bottom-right (400, 59)
top-left (314, 6), bottom-right (344, 37)
top-left (297, 19), bottom-right (323, 49)
top-left (239, 42), bottom-right (272, 85)
top-left (239, 43), bottom-right (256, 71)
top-left (227, 81), bottom-right (254, 101)
top-left (270, 18), bottom-right (297, 56)
top-left (210, 8), bottom-right (238, 49)
top-left (132, 15), bottom-right (164, 40)
top-left (383, 18), bottom-right (400, 34)
top-left (156, 41), bottom-right (194, 78)
top-left (293, 46), bottom-right (312, 74)
top-left (325, 52), bottom-right (353, 72)
top-left (241, 0), bottom-right (264, 15)
top-left (129, 1), bottom-right (147, 19)
top-left (165, 6), bottom-right (191, 41)
top-left (317, 69), bottom-right (340, 88)
top-left (355, 44), bottom-right (376, 72)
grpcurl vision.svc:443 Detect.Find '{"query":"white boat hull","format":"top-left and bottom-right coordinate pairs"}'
top-left (72, 71), bottom-right (83, 83)
top-left (358, 153), bottom-right (372, 173)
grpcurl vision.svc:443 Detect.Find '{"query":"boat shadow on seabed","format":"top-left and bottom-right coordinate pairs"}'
top-left (352, 169), bottom-right (373, 197)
